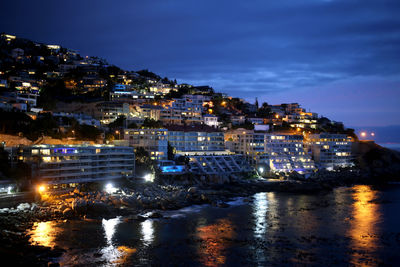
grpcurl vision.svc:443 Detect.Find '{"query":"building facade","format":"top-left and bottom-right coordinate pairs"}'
top-left (124, 128), bottom-right (168, 160)
top-left (305, 133), bottom-right (353, 170)
top-left (225, 129), bottom-right (315, 174)
top-left (19, 145), bottom-right (135, 185)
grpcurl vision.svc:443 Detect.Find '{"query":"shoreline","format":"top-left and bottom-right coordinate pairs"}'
top-left (1, 171), bottom-right (398, 266)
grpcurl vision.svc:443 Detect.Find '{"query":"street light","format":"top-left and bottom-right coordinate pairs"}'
top-left (115, 130), bottom-right (120, 140)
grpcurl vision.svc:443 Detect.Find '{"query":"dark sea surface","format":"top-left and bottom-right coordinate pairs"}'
top-left (28, 185), bottom-right (400, 266)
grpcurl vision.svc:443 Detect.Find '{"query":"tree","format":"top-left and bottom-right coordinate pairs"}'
top-left (142, 118), bottom-right (163, 129)
top-left (167, 142), bottom-right (175, 160)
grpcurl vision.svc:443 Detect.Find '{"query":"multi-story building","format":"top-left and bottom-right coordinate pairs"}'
top-left (305, 133), bottom-right (353, 170)
top-left (166, 125), bottom-right (251, 175)
top-left (124, 128), bottom-right (168, 161)
top-left (97, 102), bottom-right (130, 124)
top-left (225, 129), bottom-right (315, 174)
top-left (203, 114), bottom-right (219, 128)
top-left (171, 95), bottom-right (204, 124)
top-left (19, 145), bottom-right (135, 185)
top-left (167, 125), bottom-right (225, 152)
top-left (283, 112), bottom-right (318, 129)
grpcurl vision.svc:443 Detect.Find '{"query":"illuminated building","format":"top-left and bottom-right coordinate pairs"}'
top-left (19, 145), bottom-right (135, 185)
top-left (225, 129), bottom-right (315, 174)
top-left (124, 128), bottom-right (168, 160)
top-left (203, 114), bottom-right (219, 128)
top-left (305, 133), bottom-right (353, 170)
top-left (167, 125), bottom-right (225, 152)
top-left (167, 125), bottom-right (252, 175)
top-left (98, 102), bottom-right (130, 124)
top-left (282, 112), bottom-right (318, 129)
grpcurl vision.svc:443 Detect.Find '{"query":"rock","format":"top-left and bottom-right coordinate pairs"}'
top-left (62, 208), bottom-right (73, 217)
top-left (17, 203), bottom-right (30, 211)
top-left (188, 187), bottom-right (198, 194)
top-left (217, 202), bottom-right (230, 208)
top-left (148, 212), bottom-right (163, 219)
top-left (72, 198), bottom-right (87, 214)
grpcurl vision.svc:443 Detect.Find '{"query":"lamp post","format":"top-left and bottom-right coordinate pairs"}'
top-left (115, 130), bottom-right (120, 140)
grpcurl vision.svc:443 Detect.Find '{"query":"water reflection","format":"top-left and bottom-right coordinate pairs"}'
top-left (101, 217), bottom-right (136, 265)
top-left (253, 192), bottom-right (268, 238)
top-left (28, 221), bottom-right (59, 248)
top-left (349, 185), bottom-right (381, 266)
top-left (197, 218), bottom-right (235, 266)
top-left (140, 219), bottom-right (154, 246)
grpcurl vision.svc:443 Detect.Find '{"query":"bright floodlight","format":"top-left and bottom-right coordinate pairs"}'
top-left (7, 186), bottom-right (12, 194)
top-left (361, 132), bottom-right (367, 137)
top-left (105, 183), bottom-right (114, 193)
top-left (38, 185), bottom-right (45, 193)
top-left (259, 167), bottom-right (264, 173)
top-left (144, 174), bottom-right (154, 182)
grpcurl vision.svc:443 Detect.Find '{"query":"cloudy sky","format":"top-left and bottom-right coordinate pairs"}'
top-left (1, 0), bottom-right (400, 128)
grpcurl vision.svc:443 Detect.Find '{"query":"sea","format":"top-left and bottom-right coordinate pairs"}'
top-left (28, 184), bottom-right (400, 266)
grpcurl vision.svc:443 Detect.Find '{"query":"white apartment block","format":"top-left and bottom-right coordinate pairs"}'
top-left (124, 128), bottom-right (168, 161)
top-left (305, 133), bottom-right (353, 170)
top-left (19, 145), bottom-right (135, 185)
top-left (167, 125), bottom-right (225, 152)
top-left (225, 129), bottom-right (315, 174)
top-left (203, 114), bottom-right (219, 128)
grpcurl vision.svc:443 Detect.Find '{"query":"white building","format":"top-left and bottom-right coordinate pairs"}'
top-left (19, 145), bottom-right (135, 185)
top-left (124, 128), bottom-right (168, 161)
top-left (225, 129), bottom-right (315, 174)
top-left (203, 114), bottom-right (219, 128)
top-left (305, 133), bottom-right (353, 170)
top-left (167, 125), bottom-right (225, 152)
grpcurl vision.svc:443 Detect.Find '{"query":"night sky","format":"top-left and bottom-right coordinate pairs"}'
top-left (1, 0), bottom-right (400, 130)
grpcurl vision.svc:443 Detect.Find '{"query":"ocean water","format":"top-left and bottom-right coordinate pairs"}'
top-left (28, 185), bottom-right (400, 266)
top-left (380, 143), bottom-right (400, 152)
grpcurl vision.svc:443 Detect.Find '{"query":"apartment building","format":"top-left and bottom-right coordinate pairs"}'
top-left (305, 133), bottom-right (353, 170)
top-left (166, 125), bottom-right (225, 152)
top-left (124, 128), bottom-right (168, 161)
top-left (225, 129), bottom-right (315, 174)
top-left (19, 145), bottom-right (135, 185)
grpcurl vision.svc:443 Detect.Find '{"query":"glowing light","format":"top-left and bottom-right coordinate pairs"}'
top-left (360, 132), bottom-right (367, 137)
top-left (258, 167), bottom-right (264, 173)
top-left (371, 132), bottom-right (375, 137)
top-left (7, 186), bottom-right (12, 194)
top-left (275, 114), bottom-right (279, 119)
top-left (144, 174), bottom-right (154, 182)
top-left (38, 185), bottom-right (46, 193)
top-left (105, 183), bottom-right (116, 194)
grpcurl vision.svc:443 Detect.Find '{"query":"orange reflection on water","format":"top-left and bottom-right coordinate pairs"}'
top-left (349, 185), bottom-right (381, 267)
top-left (197, 218), bottom-right (235, 267)
top-left (28, 221), bottom-right (59, 248)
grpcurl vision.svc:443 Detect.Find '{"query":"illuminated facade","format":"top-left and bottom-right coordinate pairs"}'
top-left (19, 145), bottom-right (135, 185)
top-left (305, 133), bottom-right (353, 170)
top-left (167, 125), bottom-right (225, 152)
top-left (282, 112), bottom-right (318, 129)
top-left (225, 129), bottom-right (315, 173)
top-left (124, 128), bottom-right (168, 160)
